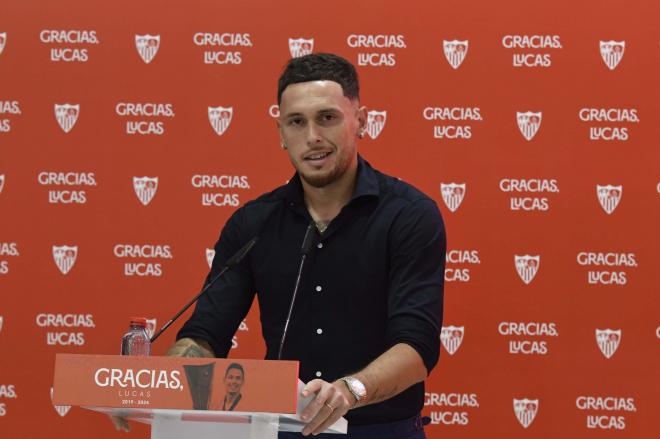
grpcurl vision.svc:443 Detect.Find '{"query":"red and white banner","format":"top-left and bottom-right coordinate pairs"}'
top-left (0, 0), bottom-right (657, 438)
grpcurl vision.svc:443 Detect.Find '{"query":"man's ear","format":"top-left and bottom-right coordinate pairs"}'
top-left (357, 106), bottom-right (367, 132)
top-left (276, 118), bottom-right (287, 149)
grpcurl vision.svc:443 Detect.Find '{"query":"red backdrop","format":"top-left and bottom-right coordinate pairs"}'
top-left (1, 0), bottom-right (658, 437)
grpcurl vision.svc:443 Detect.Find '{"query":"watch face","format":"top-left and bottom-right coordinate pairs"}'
top-left (348, 378), bottom-right (367, 398)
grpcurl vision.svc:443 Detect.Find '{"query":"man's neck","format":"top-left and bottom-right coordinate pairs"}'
top-left (302, 159), bottom-right (358, 223)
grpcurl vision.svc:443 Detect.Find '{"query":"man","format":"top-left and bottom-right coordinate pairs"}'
top-left (115, 53), bottom-right (445, 438)
top-left (222, 363), bottom-right (245, 411)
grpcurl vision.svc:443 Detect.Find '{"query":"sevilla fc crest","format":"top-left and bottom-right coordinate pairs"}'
top-left (52, 245), bottom-right (78, 275)
top-left (596, 328), bottom-right (621, 359)
top-left (443, 40), bottom-right (468, 69)
top-left (206, 248), bottom-right (215, 269)
top-left (208, 106), bottom-right (233, 136)
top-left (366, 110), bottom-right (387, 139)
top-left (50, 387), bottom-right (72, 417)
top-left (288, 38), bottom-right (314, 58)
top-left (145, 318), bottom-right (157, 339)
top-left (515, 255), bottom-right (540, 284)
top-left (0, 32), bottom-right (6, 56)
top-left (596, 184), bottom-right (622, 215)
top-left (133, 176), bottom-right (158, 206)
top-left (0, 174), bottom-right (5, 195)
top-left (54, 104), bottom-right (80, 133)
top-left (440, 325), bottom-right (464, 355)
top-left (135, 34), bottom-right (160, 64)
top-left (600, 41), bottom-right (625, 70)
top-left (440, 183), bottom-right (466, 212)
top-left (513, 398), bottom-right (538, 428)
top-left (516, 111), bottom-right (542, 141)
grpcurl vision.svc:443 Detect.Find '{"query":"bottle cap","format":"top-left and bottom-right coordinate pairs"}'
top-left (130, 317), bottom-right (148, 327)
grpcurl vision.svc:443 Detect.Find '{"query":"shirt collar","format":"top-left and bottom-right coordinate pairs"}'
top-left (284, 154), bottom-right (380, 206)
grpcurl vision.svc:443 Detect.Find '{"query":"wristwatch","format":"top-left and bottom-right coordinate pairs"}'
top-left (339, 377), bottom-right (367, 405)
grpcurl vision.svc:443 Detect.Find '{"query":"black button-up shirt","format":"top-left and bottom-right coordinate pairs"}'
top-left (177, 156), bottom-right (446, 424)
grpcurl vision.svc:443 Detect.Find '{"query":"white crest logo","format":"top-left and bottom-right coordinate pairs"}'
top-left (208, 106), bottom-right (233, 136)
top-left (206, 248), bottom-right (215, 269)
top-left (135, 34), bottom-right (160, 64)
top-left (0, 32), bottom-right (6, 56)
top-left (366, 111), bottom-right (387, 139)
top-left (516, 111), bottom-right (542, 141)
top-left (440, 326), bottom-right (464, 355)
top-left (513, 398), bottom-right (538, 428)
top-left (515, 255), bottom-right (540, 284)
top-left (288, 38), bottom-right (314, 58)
top-left (443, 40), bottom-right (468, 69)
top-left (54, 104), bottom-right (80, 133)
top-left (596, 328), bottom-right (621, 359)
top-left (440, 183), bottom-right (466, 212)
top-left (52, 245), bottom-right (78, 275)
top-left (0, 174), bottom-right (5, 195)
top-left (133, 176), bottom-right (158, 206)
top-left (145, 318), bottom-right (157, 339)
top-left (600, 41), bottom-right (625, 70)
top-left (50, 387), bottom-right (72, 417)
top-left (596, 184), bottom-right (622, 215)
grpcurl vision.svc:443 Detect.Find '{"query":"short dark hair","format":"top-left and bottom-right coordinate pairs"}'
top-left (277, 53), bottom-right (360, 105)
top-left (225, 362), bottom-right (244, 378)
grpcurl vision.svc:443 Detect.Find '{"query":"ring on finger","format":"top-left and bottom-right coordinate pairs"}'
top-left (324, 401), bottom-right (335, 411)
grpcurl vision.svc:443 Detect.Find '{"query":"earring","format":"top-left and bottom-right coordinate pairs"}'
top-left (281, 141), bottom-right (287, 149)
top-left (358, 131), bottom-right (365, 139)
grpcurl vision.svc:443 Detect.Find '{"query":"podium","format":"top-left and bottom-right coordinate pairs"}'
top-left (52, 354), bottom-right (347, 438)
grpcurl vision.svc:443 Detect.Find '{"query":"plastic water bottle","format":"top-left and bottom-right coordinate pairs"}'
top-left (121, 317), bottom-right (151, 356)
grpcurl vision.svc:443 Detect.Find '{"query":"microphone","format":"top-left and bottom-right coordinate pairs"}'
top-left (277, 222), bottom-right (317, 360)
top-left (150, 236), bottom-right (259, 343)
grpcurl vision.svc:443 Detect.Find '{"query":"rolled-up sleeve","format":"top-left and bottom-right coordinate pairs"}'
top-left (176, 206), bottom-right (255, 357)
top-left (385, 198), bottom-right (446, 373)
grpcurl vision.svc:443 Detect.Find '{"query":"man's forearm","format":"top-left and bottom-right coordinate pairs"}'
top-left (348, 343), bottom-right (427, 407)
top-left (298, 343), bottom-right (428, 435)
top-left (166, 338), bottom-right (215, 358)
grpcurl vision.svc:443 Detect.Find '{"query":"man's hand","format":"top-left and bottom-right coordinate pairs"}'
top-left (300, 379), bottom-right (354, 436)
top-left (166, 338), bottom-right (214, 358)
top-left (297, 343), bottom-right (427, 436)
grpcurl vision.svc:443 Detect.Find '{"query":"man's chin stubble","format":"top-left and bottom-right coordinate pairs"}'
top-left (299, 158), bottom-right (350, 188)
top-left (301, 171), bottom-right (338, 188)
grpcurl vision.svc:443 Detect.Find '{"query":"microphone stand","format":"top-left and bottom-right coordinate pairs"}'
top-left (150, 237), bottom-right (259, 344)
top-left (277, 222), bottom-right (316, 360)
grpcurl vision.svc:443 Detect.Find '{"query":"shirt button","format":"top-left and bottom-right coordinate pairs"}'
top-left (315, 285), bottom-right (322, 292)
top-left (317, 242), bottom-right (323, 249)
top-left (315, 371), bottom-right (322, 378)
top-left (316, 328), bottom-right (323, 335)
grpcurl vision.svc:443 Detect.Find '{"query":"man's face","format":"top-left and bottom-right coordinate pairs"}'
top-left (224, 369), bottom-right (244, 395)
top-left (278, 80), bottom-right (365, 188)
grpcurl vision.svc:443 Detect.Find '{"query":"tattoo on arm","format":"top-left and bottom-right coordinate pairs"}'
top-left (166, 338), bottom-right (214, 358)
top-left (180, 345), bottom-right (205, 358)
